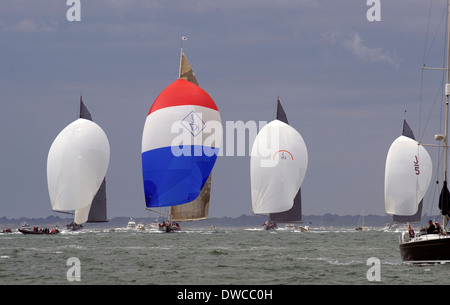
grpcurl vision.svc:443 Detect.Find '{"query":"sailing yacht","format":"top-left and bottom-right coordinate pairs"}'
top-left (267, 99), bottom-right (306, 231)
top-left (386, 1), bottom-right (450, 262)
top-left (47, 97), bottom-right (110, 231)
top-left (355, 212), bottom-right (365, 231)
top-left (384, 119), bottom-right (428, 233)
top-left (141, 44), bottom-right (222, 232)
top-left (250, 98), bottom-right (308, 230)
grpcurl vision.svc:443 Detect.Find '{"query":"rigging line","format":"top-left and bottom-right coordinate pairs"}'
top-left (145, 208), bottom-right (170, 217)
top-left (426, 6), bottom-right (450, 144)
top-left (423, 2), bottom-right (447, 66)
top-left (419, 0), bottom-right (443, 141)
top-left (420, 2), bottom-right (431, 138)
top-left (422, 0), bottom-right (434, 65)
top-left (419, 5), bottom-right (447, 141)
top-left (420, 64), bottom-right (425, 141)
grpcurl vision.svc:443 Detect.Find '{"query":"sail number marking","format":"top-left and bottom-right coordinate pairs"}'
top-left (414, 155), bottom-right (420, 175)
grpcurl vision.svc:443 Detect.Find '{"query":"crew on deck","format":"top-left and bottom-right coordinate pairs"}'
top-left (426, 220), bottom-right (436, 234)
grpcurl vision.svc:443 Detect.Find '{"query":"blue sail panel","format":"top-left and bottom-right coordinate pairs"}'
top-left (142, 145), bottom-right (218, 208)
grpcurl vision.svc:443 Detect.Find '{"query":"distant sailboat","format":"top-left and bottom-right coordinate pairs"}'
top-left (47, 97), bottom-right (110, 231)
top-left (355, 212), bottom-right (365, 231)
top-left (250, 98), bottom-right (308, 230)
top-left (141, 45), bottom-right (222, 232)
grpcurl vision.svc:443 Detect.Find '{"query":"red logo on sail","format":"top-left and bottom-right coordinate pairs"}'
top-left (273, 150), bottom-right (293, 160)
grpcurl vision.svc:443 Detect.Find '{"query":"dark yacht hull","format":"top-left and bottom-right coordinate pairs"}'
top-left (400, 235), bottom-right (450, 262)
top-left (18, 229), bottom-right (59, 235)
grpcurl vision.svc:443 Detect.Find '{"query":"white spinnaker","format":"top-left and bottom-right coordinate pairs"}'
top-left (385, 135), bottom-right (432, 216)
top-left (250, 120), bottom-right (308, 214)
top-left (47, 118), bottom-right (110, 217)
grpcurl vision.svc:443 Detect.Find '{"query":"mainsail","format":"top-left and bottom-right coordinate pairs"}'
top-left (385, 119), bottom-right (432, 219)
top-left (47, 99), bottom-right (110, 225)
top-left (250, 99), bottom-right (308, 215)
top-left (141, 49), bottom-right (222, 222)
top-left (179, 50), bottom-right (199, 86)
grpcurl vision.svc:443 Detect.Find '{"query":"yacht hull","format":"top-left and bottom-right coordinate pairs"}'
top-left (400, 235), bottom-right (450, 262)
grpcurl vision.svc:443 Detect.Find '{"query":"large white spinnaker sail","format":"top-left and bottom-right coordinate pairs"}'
top-left (47, 118), bottom-right (110, 222)
top-left (385, 135), bottom-right (432, 216)
top-left (251, 119), bottom-right (308, 214)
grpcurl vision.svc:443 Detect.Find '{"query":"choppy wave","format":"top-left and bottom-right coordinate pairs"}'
top-left (0, 227), bottom-right (448, 285)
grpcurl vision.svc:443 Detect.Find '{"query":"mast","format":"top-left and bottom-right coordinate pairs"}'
top-left (443, 1), bottom-right (450, 182)
top-left (179, 36), bottom-right (187, 79)
top-left (442, 0), bottom-right (450, 229)
top-left (179, 47), bottom-right (183, 81)
top-left (445, 1), bottom-right (450, 180)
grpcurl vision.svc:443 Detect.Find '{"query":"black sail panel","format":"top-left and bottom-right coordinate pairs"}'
top-left (276, 98), bottom-right (288, 124)
top-left (80, 96), bottom-right (93, 121)
top-left (402, 119), bottom-right (415, 140)
top-left (270, 189), bottom-right (302, 223)
top-left (80, 98), bottom-right (108, 223)
top-left (87, 179), bottom-right (108, 222)
top-left (393, 201), bottom-right (423, 223)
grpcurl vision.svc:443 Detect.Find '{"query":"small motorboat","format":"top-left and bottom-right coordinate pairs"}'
top-left (147, 219), bottom-right (160, 230)
top-left (299, 225), bottom-right (310, 232)
top-left (18, 227), bottom-right (59, 235)
top-left (127, 218), bottom-right (136, 229)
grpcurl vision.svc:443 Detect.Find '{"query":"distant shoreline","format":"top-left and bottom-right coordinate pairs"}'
top-left (0, 213), bottom-right (441, 229)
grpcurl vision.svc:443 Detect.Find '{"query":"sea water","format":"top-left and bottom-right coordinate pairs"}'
top-left (1, 226), bottom-right (449, 286)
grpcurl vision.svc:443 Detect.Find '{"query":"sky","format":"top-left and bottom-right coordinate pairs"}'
top-left (0, 0), bottom-right (449, 220)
